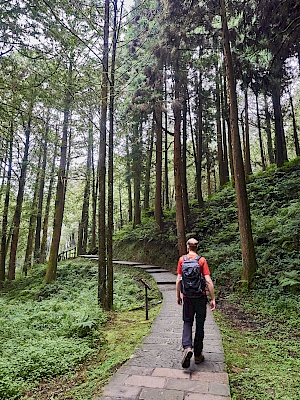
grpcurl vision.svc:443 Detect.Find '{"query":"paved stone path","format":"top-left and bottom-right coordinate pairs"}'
top-left (97, 261), bottom-right (231, 400)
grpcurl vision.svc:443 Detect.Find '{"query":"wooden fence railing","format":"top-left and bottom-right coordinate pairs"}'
top-left (57, 247), bottom-right (77, 262)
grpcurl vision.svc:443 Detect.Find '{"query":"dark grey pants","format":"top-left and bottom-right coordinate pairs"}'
top-left (182, 296), bottom-right (207, 357)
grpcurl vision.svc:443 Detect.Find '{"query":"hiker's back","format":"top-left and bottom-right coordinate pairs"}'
top-left (181, 255), bottom-right (206, 298)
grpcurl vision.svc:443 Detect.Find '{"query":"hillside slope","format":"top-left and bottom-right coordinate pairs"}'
top-left (114, 158), bottom-right (300, 400)
top-left (114, 158), bottom-right (300, 293)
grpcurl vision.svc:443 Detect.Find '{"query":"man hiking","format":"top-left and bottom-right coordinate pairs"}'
top-left (176, 238), bottom-right (216, 368)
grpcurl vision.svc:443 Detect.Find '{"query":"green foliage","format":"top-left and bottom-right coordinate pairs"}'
top-left (280, 270), bottom-right (300, 291)
top-left (215, 307), bottom-right (300, 400)
top-left (114, 159), bottom-right (300, 296)
top-left (0, 260), bottom-right (162, 399)
top-left (216, 288), bottom-right (300, 399)
top-left (114, 218), bottom-right (161, 242)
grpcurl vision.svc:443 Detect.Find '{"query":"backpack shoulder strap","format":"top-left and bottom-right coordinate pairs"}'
top-left (183, 255), bottom-right (187, 261)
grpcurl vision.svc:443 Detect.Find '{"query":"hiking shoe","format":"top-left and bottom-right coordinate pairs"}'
top-left (194, 354), bottom-right (205, 364)
top-left (182, 347), bottom-right (193, 368)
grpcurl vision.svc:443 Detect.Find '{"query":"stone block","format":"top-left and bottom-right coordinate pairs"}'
top-left (139, 388), bottom-right (184, 400)
top-left (165, 378), bottom-right (208, 393)
top-left (101, 385), bottom-right (141, 399)
top-left (152, 367), bottom-right (190, 379)
top-left (124, 374), bottom-right (166, 388)
top-left (191, 371), bottom-right (229, 384)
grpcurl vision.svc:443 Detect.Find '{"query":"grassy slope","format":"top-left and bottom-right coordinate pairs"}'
top-left (114, 158), bottom-right (300, 399)
top-left (0, 260), bottom-right (162, 400)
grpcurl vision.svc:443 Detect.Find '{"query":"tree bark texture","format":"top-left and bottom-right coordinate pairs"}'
top-left (264, 93), bottom-right (275, 164)
top-left (40, 128), bottom-right (59, 264)
top-left (90, 144), bottom-right (97, 252)
top-left (23, 153), bottom-right (42, 275)
top-left (8, 115), bottom-right (31, 280)
top-left (34, 119), bottom-right (49, 263)
top-left (223, 74), bottom-right (233, 179)
top-left (181, 86), bottom-right (190, 228)
top-left (0, 124), bottom-right (13, 281)
top-left (255, 92), bottom-right (266, 170)
top-left (107, 0), bottom-right (122, 310)
top-left (133, 120), bottom-right (142, 228)
top-left (144, 121), bottom-right (154, 211)
top-left (196, 72), bottom-right (204, 207)
top-left (154, 105), bottom-right (163, 230)
top-left (98, 0), bottom-right (109, 309)
top-left (289, 92), bottom-right (300, 157)
top-left (271, 81), bottom-right (288, 167)
top-left (221, 0), bottom-right (258, 286)
top-left (216, 73), bottom-right (226, 186)
top-left (244, 88), bottom-right (253, 175)
top-left (220, 75), bottom-right (230, 182)
top-left (125, 136), bottom-right (133, 222)
top-left (173, 56), bottom-right (186, 256)
top-left (45, 79), bottom-right (72, 283)
top-left (77, 121), bottom-right (92, 255)
top-left (164, 67), bottom-right (170, 209)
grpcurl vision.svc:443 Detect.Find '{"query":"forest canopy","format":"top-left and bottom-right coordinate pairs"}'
top-left (0, 0), bottom-right (299, 305)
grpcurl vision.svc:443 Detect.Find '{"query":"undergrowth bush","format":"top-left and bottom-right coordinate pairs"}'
top-left (0, 259), bottom-right (161, 399)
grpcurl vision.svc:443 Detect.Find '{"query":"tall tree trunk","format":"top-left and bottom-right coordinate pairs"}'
top-left (154, 105), bottom-right (163, 230)
top-left (0, 123), bottom-right (13, 281)
top-left (118, 182), bottom-right (123, 228)
top-left (220, 75), bottom-right (230, 182)
top-left (40, 128), bottom-right (59, 264)
top-left (221, 0), bottom-right (257, 286)
top-left (264, 93), bottom-right (275, 164)
top-left (144, 121), bottom-right (154, 211)
top-left (23, 153), bottom-right (42, 275)
top-left (205, 140), bottom-right (212, 197)
top-left (173, 55), bottom-right (185, 256)
top-left (77, 121), bottom-right (92, 255)
top-left (244, 87), bottom-right (253, 175)
top-left (45, 63), bottom-right (72, 283)
top-left (223, 74), bottom-right (233, 179)
top-left (98, 0), bottom-right (109, 308)
top-left (195, 72), bottom-right (204, 207)
top-left (216, 73), bottom-right (226, 186)
top-left (181, 86), bottom-right (190, 227)
top-left (8, 111), bottom-right (32, 280)
top-left (271, 79), bottom-right (288, 167)
top-left (164, 66), bottom-right (170, 209)
top-left (255, 92), bottom-right (266, 170)
top-left (125, 136), bottom-right (133, 222)
top-left (133, 120), bottom-right (142, 228)
top-left (0, 146), bottom-right (7, 205)
top-left (90, 142), bottom-right (97, 252)
top-left (189, 89), bottom-right (198, 201)
top-left (289, 91), bottom-right (300, 157)
top-left (34, 118), bottom-right (49, 263)
top-left (107, 0), bottom-right (123, 310)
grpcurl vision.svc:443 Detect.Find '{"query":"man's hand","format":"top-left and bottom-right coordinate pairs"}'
top-left (176, 275), bottom-right (182, 305)
top-left (210, 299), bottom-right (216, 311)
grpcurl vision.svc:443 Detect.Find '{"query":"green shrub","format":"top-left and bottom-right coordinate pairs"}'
top-left (0, 260), bottom-right (161, 399)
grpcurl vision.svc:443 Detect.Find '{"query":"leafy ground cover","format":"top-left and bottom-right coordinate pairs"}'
top-left (215, 291), bottom-right (300, 400)
top-left (0, 259), bottom-right (162, 400)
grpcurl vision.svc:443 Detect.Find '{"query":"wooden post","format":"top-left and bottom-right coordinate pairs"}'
top-left (140, 279), bottom-right (152, 320)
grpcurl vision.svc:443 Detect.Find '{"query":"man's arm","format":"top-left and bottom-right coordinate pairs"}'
top-left (205, 275), bottom-right (216, 311)
top-left (176, 274), bottom-right (182, 305)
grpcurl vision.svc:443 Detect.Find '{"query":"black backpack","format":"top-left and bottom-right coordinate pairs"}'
top-left (181, 255), bottom-right (206, 298)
